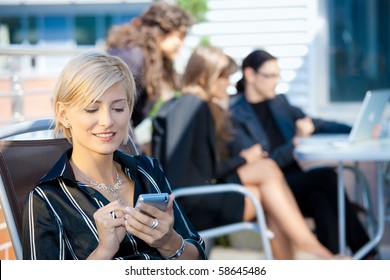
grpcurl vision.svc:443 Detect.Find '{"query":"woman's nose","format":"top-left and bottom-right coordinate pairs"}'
top-left (98, 108), bottom-right (114, 127)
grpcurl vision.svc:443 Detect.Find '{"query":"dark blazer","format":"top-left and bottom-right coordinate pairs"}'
top-left (152, 94), bottom-right (216, 188)
top-left (230, 94), bottom-right (351, 169)
top-left (152, 94), bottom-right (244, 231)
top-left (230, 94), bottom-right (375, 256)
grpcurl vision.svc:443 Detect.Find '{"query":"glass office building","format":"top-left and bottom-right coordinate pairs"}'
top-left (0, 0), bottom-right (389, 106)
top-left (0, 1), bottom-right (150, 46)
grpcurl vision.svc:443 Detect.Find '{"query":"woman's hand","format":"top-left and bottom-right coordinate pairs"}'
top-left (371, 123), bottom-right (382, 139)
top-left (239, 144), bottom-right (268, 163)
top-left (88, 200), bottom-right (127, 259)
top-left (124, 194), bottom-right (180, 257)
top-left (295, 116), bottom-right (315, 137)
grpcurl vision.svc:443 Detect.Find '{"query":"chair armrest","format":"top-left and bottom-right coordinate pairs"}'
top-left (172, 183), bottom-right (274, 259)
top-left (0, 178), bottom-right (23, 259)
top-left (0, 119), bottom-right (53, 139)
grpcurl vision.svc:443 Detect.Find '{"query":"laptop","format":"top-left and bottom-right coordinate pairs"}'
top-left (297, 88), bottom-right (390, 146)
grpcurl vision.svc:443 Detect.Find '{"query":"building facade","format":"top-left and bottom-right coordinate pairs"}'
top-left (1, 0), bottom-right (389, 122)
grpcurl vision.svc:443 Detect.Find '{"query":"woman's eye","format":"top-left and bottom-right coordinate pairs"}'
top-left (113, 107), bottom-right (125, 112)
top-left (84, 108), bottom-right (98, 113)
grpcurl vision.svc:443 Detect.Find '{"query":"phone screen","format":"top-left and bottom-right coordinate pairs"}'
top-left (135, 193), bottom-right (169, 211)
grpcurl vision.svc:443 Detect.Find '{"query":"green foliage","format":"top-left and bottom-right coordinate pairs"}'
top-left (198, 36), bottom-right (211, 46)
top-left (177, 0), bottom-right (208, 23)
top-left (216, 235), bottom-right (231, 247)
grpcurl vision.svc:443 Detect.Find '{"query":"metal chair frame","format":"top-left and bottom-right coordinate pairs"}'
top-left (0, 119), bottom-right (274, 260)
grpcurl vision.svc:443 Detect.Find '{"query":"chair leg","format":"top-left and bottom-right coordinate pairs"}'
top-left (346, 164), bottom-right (382, 259)
top-left (204, 237), bottom-right (217, 257)
top-left (384, 163), bottom-right (390, 223)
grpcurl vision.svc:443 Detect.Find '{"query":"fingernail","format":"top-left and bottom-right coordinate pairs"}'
top-left (136, 203), bottom-right (144, 210)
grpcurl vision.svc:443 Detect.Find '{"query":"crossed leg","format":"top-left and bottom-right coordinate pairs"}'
top-left (237, 158), bottom-right (333, 259)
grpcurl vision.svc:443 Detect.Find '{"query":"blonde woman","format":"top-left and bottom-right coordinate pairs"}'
top-left (22, 50), bottom-right (205, 260)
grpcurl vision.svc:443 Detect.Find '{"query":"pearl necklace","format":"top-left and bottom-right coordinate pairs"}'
top-left (72, 163), bottom-right (125, 205)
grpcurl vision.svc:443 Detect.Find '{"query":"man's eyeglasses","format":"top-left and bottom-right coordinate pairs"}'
top-left (257, 72), bottom-right (280, 79)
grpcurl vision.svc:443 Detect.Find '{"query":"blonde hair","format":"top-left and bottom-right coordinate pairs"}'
top-left (53, 50), bottom-right (136, 144)
top-left (182, 46), bottom-right (238, 145)
top-left (182, 46), bottom-right (237, 101)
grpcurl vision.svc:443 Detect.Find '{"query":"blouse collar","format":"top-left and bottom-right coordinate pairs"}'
top-left (38, 148), bottom-right (138, 186)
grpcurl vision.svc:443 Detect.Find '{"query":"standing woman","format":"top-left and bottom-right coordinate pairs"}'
top-left (106, 2), bottom-right (193, 128)
top-left (154, 45), bottom-right (335, 259)
top-left (22, 50), bottom-right (205, 260)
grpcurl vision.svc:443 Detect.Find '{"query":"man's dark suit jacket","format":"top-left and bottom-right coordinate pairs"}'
top-left (229, 94), bottom-right (351, 170)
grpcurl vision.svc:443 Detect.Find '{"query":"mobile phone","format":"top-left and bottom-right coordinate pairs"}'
top-left (135, 193), bottom-right (169, 211)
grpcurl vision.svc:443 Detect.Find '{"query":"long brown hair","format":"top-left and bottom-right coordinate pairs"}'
top-left (106, 2), bottom-right (193, 100)
top-left (182, 46), bottom-right (238, 157)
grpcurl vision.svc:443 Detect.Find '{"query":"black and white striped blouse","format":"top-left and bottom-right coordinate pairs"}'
top-left (22, 149), bottom-right (206, 260)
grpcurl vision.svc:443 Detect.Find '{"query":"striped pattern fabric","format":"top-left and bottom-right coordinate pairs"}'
top-left (22, 149), bottom-right (206, 260)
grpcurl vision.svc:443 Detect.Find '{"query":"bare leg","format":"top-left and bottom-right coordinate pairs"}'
top-left (242, 185), bottom-right (293, 259)
top-left (238, 158), bottom-right (333, 259)
top-left (266, 214), bottom-right (294, 259)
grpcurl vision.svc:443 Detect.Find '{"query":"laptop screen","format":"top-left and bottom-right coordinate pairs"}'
top-left (348, 88), bottom-right (390, 142)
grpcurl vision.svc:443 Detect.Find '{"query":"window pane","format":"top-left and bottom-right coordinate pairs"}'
top-left (328, 0), bottom-right (390, 101)
top-left (42, 16), bottom-right (70, 42)
top-left (75, 16), bottom-right (96, 45)
top-left (28, 16), bottom-right (38, 45)
top-left (0, 17), bottom-right (22, 44)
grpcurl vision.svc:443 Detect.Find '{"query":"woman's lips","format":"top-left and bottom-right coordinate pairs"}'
top-left (93, 132), bottom-right (116, 142)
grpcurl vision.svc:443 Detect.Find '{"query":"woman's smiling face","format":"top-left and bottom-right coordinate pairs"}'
top-left (58, 82), bottom-right (130, 156)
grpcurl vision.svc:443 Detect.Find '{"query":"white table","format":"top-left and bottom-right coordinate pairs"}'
top-left (294, 136), bottom-right (390, 259)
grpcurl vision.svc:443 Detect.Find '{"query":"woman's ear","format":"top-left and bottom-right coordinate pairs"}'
top-left (198, 74), bottom-right (206, 87)
top-left (56, 102), bottom-right (69, 127)
top-left (155, 31), bottom-right (165, 43)
top-left (244, 67), bottom-right (256, 84)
